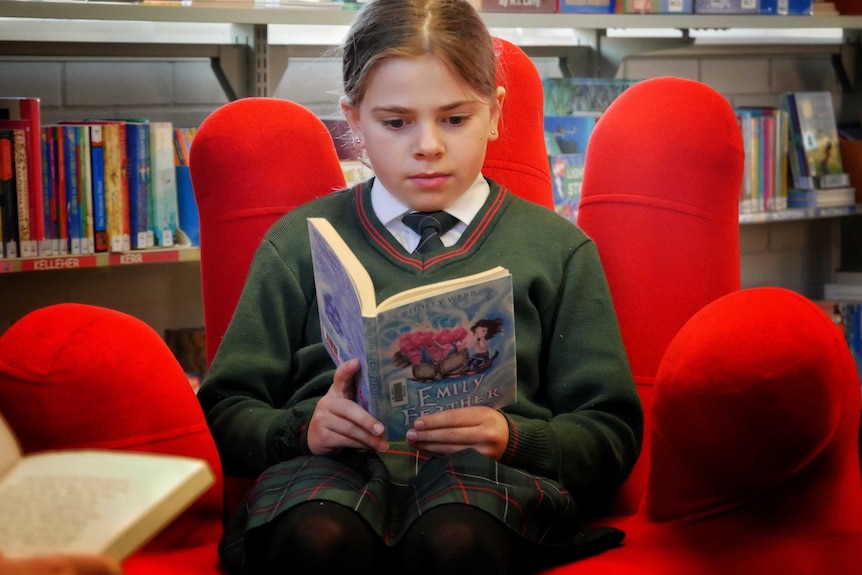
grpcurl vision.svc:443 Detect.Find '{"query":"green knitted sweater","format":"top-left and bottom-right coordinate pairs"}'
top-left (199, 179), bottom-right (643, 508)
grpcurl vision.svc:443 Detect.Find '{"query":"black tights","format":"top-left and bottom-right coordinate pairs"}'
top-left (259, 501), bottom-right (516, 575)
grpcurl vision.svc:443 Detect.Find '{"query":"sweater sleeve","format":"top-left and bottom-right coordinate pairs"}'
top-left (502, 238), bottom-right (643, 512)
top-left (197, 234), bottom-right (336, 478)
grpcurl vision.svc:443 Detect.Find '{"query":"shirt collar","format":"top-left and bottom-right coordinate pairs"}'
top-left (371, 174), bottom-right (490, 228)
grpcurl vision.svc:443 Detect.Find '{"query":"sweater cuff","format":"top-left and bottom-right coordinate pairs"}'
top-left (501, 416), bottom-right (558, 479)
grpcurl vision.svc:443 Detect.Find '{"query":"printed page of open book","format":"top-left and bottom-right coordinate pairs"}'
top-left (0, 413), bottom-right (214, 561)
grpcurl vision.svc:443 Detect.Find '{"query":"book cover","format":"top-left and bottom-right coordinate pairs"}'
top-left (793, 91), bottom-right (846, 183)
top-left (0, 98), bottom-right (44, 257)
top-left (0, 412), bottom-right (214, 561)
top-left (149, 122), bottom-right (179, 247)
top-left (0, 121), bottom-right (36, 257)
top-left (307, 217), bottom-right (517, 440)
top-left (760, 0), bottom-right (812, 13)
top-left (39, 128), bottom-right (55, 256)
top-left (787, 186), bottom-right (855, 208)
top-left (695, 0), bottom-right (759, 12)
top-left (124, 122), bottom-right (151, 250)
top-left (90, 125), bottom-right (109, 253)
top-left (624, 0), bottom-right (693, 12)
top-left (550, 153), bottom-right (585, 223)
top-left (542, 78), bottom-right (639, 116)
top-left (0, 130), bottom-right (14, 259)
top-left (558, 0), bottom-right (615, 12)
top-left (63, 125), bottom-right (82, 255)
top-left (101, 123), bottom-right (131, 253)
top-left (544, 115), bottom-right (596, 156)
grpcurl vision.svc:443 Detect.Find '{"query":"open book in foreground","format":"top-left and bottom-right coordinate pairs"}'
top-left (308, 217), bottom-right (517, 440)
top-left (0, 412), bottom-right (215, 561)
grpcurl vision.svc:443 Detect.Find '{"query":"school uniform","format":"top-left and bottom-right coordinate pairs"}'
top-left (198, 177), bottom-right (643, 572)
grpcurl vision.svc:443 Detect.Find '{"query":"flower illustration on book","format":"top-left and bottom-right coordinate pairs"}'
top-left (391, 318), bottom-right (504, 382)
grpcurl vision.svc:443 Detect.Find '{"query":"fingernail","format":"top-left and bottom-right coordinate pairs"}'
top-left (378, 442), bottom-right (390, 452)
top-left (405, 429), bottom-right (417, 442)
top-left (373, 422), bottom-right (384, 436)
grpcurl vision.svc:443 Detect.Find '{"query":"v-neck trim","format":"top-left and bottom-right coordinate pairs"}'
top-left (354, 179), bottom-right (509, 272)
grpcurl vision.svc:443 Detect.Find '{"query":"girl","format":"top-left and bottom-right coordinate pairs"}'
top-left (198, 0), bottom-right (643, 573)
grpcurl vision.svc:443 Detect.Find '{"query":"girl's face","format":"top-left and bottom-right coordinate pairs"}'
top-left (342, 54), bottom-right (504, 213)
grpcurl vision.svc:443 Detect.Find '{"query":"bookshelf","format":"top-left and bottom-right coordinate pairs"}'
top-left (0, 247), bottom-right (200, 274)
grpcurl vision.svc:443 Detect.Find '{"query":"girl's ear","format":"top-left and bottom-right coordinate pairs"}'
top-left (489, 86), bottom-right (506, 141)
top-left (340, 98), bottom-right (364, 149)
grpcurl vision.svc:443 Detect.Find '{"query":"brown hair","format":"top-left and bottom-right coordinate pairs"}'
top-left (341, 0), bottom-right (497, 106)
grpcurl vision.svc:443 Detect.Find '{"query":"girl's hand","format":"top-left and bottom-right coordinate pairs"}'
top-left (404, 406), bottom-right (509, 460)
top-left (307, 359), bottom-right (389, 455)
top-left (0, 552), bottom-right (123, 575)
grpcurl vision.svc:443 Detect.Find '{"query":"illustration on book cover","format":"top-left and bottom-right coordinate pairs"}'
top-left (310, 219), bottom-right (517, 439)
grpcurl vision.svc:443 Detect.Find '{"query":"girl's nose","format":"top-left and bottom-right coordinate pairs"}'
top-left (414, 123), bottom-right (444, 158)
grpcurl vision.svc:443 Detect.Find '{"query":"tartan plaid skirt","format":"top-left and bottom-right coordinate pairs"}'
top-left (219, 446), bottom-right (624, 573)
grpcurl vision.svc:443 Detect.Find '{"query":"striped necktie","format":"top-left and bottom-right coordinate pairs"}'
top-left (402, 211), bottom-right (459, 255)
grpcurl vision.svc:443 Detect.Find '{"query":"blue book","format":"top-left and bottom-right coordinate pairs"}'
top-left (63, 125), bottom-right (81, 255)
top-left (308, 217), bottom-right (518, 440)
top-left (175, 166), bottom-right (199, 247)
top-left (124, 121), bottom-right (151, 250)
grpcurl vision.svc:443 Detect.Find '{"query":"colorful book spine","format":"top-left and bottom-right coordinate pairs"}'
top-left (0, 98), bottom-right (44, 256)
top-left (51, 126), bottom-right (68, 255)
top-left (102, 123), bottom-right (130, 253)
top-left (39, 128), bottom-right (55, 256)
top-left (558, 0), bottom-right (615, 11)
top-left (125, 122), bottom-right (150, 250)
top-left (90, 125), bottom-right (108, 253)
top-left (76, 125), bottom-right (94, 255)
top-left (63, 125), bottom-right (82, 255)
top-left (695, 0), bottom-right (759, 12)
top-left (149, 122), bottom-right (178, 248)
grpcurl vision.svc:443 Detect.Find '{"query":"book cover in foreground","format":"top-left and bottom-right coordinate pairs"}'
top-left (308, 217), bottom-right (517, 439)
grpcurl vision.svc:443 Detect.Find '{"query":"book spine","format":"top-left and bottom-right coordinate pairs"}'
top-left (0, 132), bottom-right (13, 258)
top-left (90, 125), bottom-right (108, 253)
top-left (77, 125), bottom-right (94, 255)
top-left (63, 126), bottom-right (81, 255)
top-left (12, 128), bottom-right (33, 257)
top-left (364, 317), bottom-right (385, 422)
top-left (39, 128), bottom-right (54, 256)
top-left (150, 122), bottom-right (178, 247)
top-left (125, 123), bottom-right (149, 250)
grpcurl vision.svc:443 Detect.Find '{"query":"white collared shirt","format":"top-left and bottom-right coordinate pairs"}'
top-left (371, 175), bottom-right (490, 253)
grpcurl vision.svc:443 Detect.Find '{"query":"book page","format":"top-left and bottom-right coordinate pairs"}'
top-left (0, 450), bottom-right (213, 561)
top-left (377, 266), bottom-right (509, 312)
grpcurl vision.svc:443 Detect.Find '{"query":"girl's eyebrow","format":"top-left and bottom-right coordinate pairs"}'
top-left (370, 100), bottom-right (476, 114)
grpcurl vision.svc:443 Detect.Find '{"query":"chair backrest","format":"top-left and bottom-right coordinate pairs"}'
top-left (577, 76), bottom-right (743, 516)
top-left (0, 303), bottom-right (226, 553)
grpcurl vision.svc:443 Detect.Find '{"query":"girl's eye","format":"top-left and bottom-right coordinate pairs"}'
top-left (447, 116), bottom-right (468, 126)
top-left (383, 118), bottom-right (405, 129)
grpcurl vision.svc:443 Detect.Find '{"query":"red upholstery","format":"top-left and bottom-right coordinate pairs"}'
top-left (485, 38), bottom-right (554, 210)
top-left (190, 97), bottom-right (347, 365)
top-left (0, 303), bottom-right (224, 573)
top-left (577, 76), bottom-right (743, 517)
top-left (550, 288), bottom-right (862, 574)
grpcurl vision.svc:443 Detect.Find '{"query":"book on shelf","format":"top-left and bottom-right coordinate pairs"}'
top-left (558, 0), bottom-right (615, 12)
top-left (124, 120), bottom-right (153, 250)
top-left (734, 107), bottom-right (790, 214)
top-left (0, 130), bottom-right (15, 259)
top-left (173, 127), bottom-right (199, 247)
top-left (0, 411), bottom-right (215, 561)
top-left (544, 114), bottom-right (596, 156)
top-left (307, 217), bottom-right (518, 440)
top-left (695, 0), bottom-right (761, 12)
top-left (149, 121), bottom-right (179, 248)
top-left (550, 153), bottom-right (585, 224)
top-left (784, 91), bottom-right (849, 190)
top-left (478, 0), bottom-right (557, 12)
top-left (624, 0), bottom-right (693, 13)
top-left (760, 0), bottom-right (813, 14)
top-left (787, 186), bottom-right (856, 209)
top-left (0, 98), bottom-right (44, 257)
top-left (542, 78), bottom-right (639, 117)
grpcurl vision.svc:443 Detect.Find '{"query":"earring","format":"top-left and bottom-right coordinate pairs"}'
top-left (354, 136), bottom-right (362, 144)
top-left (490, 129), bottom-right (498, 136)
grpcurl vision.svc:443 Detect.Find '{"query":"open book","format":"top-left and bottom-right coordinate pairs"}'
top-left (0, 412), bottom-right (215, 561)
top-left (308, 217), bottom-right (517, 440)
